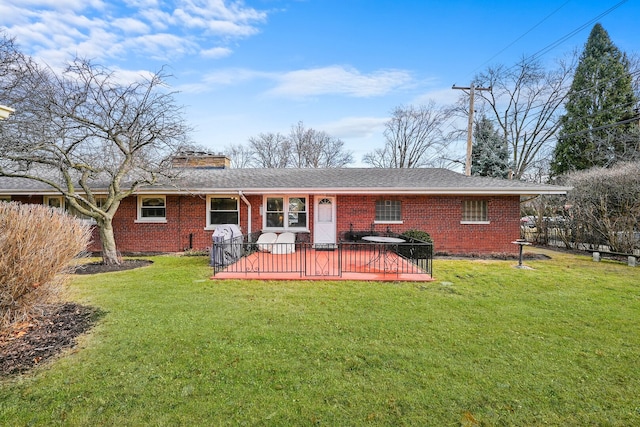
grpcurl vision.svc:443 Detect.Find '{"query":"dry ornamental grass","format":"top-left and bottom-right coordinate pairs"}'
top-left (0, 202), bottom-right (91, 328)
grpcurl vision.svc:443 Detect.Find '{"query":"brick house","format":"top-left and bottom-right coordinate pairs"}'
top-left (0, 155), bottom-right (569, 255)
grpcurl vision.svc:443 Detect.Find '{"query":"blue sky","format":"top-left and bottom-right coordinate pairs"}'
top-left (1, 0), bottom-right (638, 165)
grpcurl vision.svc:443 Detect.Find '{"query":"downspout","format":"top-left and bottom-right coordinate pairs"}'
top-left (239, 191), bottom-right (251, 238)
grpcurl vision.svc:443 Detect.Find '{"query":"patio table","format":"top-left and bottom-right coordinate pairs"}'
top-left (362, 236), bottom-right (406, 268)
top-left (362, 236), bottom-right (405, 243)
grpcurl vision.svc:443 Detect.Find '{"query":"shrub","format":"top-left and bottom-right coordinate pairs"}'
top-left (401, 229), bottom-right (433, 243)
top-left (0, 202), bottom-right (91, 328)
top-left (566, 162), bottom-right (640, 253)
top-left (399, 229), bottom-right (433, 259)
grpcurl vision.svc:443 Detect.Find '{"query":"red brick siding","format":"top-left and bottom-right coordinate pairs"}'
top-left (336, 195), bottom-right (521, 254)
top-left (79, 193), bottom-right (520, 255)
top-left (10, 195), bottom-right (43, 204)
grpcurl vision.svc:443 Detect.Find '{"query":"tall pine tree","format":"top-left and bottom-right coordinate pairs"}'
top-left (471, 115), bottom-right (510, 178)
top-left (551, 23), bottom-right (638, 176)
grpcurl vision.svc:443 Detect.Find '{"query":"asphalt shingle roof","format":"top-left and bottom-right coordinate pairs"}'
top-left (0, 167), bottom-right (570, 196)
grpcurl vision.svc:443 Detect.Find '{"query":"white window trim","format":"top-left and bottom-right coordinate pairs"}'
top-left (136, 195), bottom-right (167, 223)
top-left (262, 195), bottom-right (310, 232)
top-left (205, 195), bottom-right (240, 230)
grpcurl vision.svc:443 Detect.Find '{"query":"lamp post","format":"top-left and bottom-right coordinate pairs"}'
top-left (0, 104), bottom-right (15, 120)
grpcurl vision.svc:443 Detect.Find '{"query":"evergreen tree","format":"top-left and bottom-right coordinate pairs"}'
top-left (551, 23), bottom-right (638, 176)
top-left (471, 115), bottom-right (510, 178)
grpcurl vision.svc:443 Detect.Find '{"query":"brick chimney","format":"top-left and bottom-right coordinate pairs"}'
top-left (172, 151), bottom-right (231, 169)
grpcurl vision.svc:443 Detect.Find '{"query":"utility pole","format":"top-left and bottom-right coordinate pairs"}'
top-left (452, 84), bottom-right (491, 176)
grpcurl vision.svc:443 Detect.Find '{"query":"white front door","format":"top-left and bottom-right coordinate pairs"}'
top-left (314, 196), bottom-right (336, 246)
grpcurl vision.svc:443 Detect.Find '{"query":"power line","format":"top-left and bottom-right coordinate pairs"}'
top-left (527, 0), bottom-right (629, 63)
top-left (470, 0), bottom-right (629, 81)
top-left (468, 0), bottom-right (572, 77)
top-left (557, 115), bottom-right (640, 140)
top-left (473, 68), bottom-right (640, 127)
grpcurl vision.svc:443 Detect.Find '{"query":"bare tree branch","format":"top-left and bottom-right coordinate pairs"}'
top-left (470, 55), bottom-right (576, 179)
top-left (363, 102), bottom-right (452, 168)
top-left (1, 36), bottom-right (191, 264)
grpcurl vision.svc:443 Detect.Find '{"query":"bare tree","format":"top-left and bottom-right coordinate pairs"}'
top-left (288, 121), bottom-right (314, 168)
top-left (317, 131), bottom-right (354, 167)
top-left (288, 121), bottom-right (353, 168)
top-left (363, 102), bottom-right (452, 168)
top-left (248, 132), bottom-right (291, 168)
top-left (224, 143), bottom-right (255, 168)
top-left (471, 55), bottom-right (576, 179)
top-left (0, 41), bottom-right (191, 265)
top-left (246, 122), bottom-right (353, 168)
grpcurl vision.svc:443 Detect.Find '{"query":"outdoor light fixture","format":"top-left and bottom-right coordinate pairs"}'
top-left (0, 104), bottom-right (14, 120)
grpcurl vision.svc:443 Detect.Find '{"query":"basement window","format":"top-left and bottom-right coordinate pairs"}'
top-left (461, 200), bottom-right (489, 224)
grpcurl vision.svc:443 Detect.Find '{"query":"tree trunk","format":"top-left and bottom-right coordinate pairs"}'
top-left (97, 217), bottom-right (120, 265)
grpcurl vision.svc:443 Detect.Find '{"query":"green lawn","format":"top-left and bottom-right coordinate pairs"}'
top-left (1, 248), bottom-right (639, 426)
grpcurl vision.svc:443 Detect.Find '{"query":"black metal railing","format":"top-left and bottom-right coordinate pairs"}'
top-left (211, 232), bottom-right (433, 278)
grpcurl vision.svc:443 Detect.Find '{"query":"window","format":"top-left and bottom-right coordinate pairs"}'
top-left (264, 196), bottom-right (307, 230)
top-left (0, 196), bottom-right (10, 202)
top-left (208, 196), bottom-right (239, 227)
top-left (375, 200), bottom-right (402, 222)
top-left (288, 197), bottom-right (307, 228)
top-left (138, 195), bottom-right (166, 222)
top-left (44, 196), bottom-right (64, 209)
top-left (462, 200), bottom-right (488, 223)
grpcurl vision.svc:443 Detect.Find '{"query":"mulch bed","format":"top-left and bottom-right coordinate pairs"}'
top-left (0, 303), bottom-right (103, 376)
top-left (74, 259), bottom-right (153, 274)
top-left (1, 259), bottom-right (151, 377)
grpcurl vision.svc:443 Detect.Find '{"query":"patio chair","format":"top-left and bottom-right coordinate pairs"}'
top-left (256, 232), bottom-right (278, 252)
top-left (271, 232), bottom-right (296, 254)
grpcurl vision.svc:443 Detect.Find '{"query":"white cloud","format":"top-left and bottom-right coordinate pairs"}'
top-left (124, 0), bottom-right (159, 7)
top-left (267, 66), bottom-right (413, 98)
top-left (12, 0), bottom-right (105, 11)
top-left (108, 67), bottom-right (158, 85)
top-left (111, 17), bottom-right (151, 34)
top-left (201, 46), bottom-right (233, 59)
top-left (412, 86), bottom-right (462, 106)
top-left (179, 0), bottom-right (267, 24)
top-left (123, 33), bottom-right (199, 60)
top-left (1, 0), bottom-right (269, 67)
top-left (179, 65), bottom-right (414, 99)
top-left (321, 116), bottom-right (388, 139)
top-left (177, 68), bottom-right (264, 92)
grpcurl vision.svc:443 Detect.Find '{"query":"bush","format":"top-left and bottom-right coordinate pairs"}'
top-left (401, 229), bottom-right (433, 243)
top-left (399, 229), bottom-right (433, 259)
top-left (566, 162), bottom-right (640, 253)
top-left (0, 202), bottom-right (91, 328)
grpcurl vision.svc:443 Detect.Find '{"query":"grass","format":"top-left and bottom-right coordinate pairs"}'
top-left (1, 248), bottom-right (639, 426)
